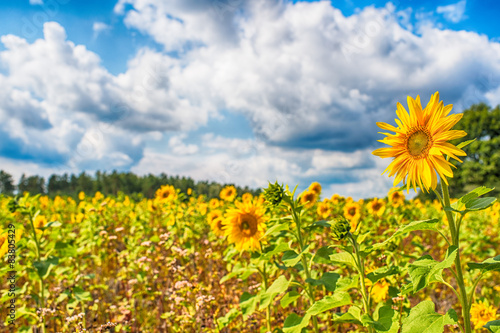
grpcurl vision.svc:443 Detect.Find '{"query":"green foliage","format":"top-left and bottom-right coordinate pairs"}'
top-left (401, 301), bottom-right (458, 333)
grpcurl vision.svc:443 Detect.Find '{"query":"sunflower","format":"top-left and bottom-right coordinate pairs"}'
top-left (368, 198), bottom-right (386, 217)
top-left (343, 202), bottom-right (361, 230)
top-left (470, 300), bottom-right (497, 328)
top-left (388, 189), bottom-right (405, 208)
top-left (34, 215), bottom-right (47, 234)
top-left (207, 210), bottom-right (225, 237)
top-left (309, 182), bottom-right (322, 195)
top-left (220, 185), bottom-right (237, 202)
top-left (242, 193), bottom-right (253, 203)
top-left (317, 201), bottom-right (331, 219)
top-left (209, 198), bottom-right (220, 209)
top-left (373, 92), bottom-right (467, 192)
top-left (369, 279), bottom-right (390, 303)
top-left (155, 185), bottom-right (177, 203)
top-left (300, 189), bottom-right (318, 208)
top-left (223, 201), bottom-right (267, 251)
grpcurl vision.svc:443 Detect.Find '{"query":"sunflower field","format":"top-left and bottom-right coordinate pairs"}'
top-left (1, 93), bottom-right (499, 333)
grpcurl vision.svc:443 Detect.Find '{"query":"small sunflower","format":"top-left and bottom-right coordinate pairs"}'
top-left (300, 189), bottom-right (318, 208)
top-left (388, 189), bottom-right (405, 208)
top-left (209, 198), bottom-right (220, 209)
top-left (343, 202), bottom-right (361, 231)
top-left (370, 279), bottom-right (390, 304)
top-left (373, 92), bottom-right (467, 192)
top-left (220, 185), bottom-right (237, 202)
top-left (317, 201), bottom-right (331, 219)
top-left (155, 185), bottom-right (177, 203)
top-left (34, 215), bottom-right (47, 234)
top-left (470, 300), bottom-right (497, 328)
top-left (309, 182), bottom-right (322, 195)
top-left (207, 210), bottom-right (225, 237)
top-left (368, 198), bottom-right (386, 217)
top-left (242, 193), bottom-right (253, 203)
top-left (223, 201), bottom-right (267, 251)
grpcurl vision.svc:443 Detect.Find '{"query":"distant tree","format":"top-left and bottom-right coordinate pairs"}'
top-left (0, 170), bottom-right (15, 195)
top-left (18, 174), bottom-right (45, 195)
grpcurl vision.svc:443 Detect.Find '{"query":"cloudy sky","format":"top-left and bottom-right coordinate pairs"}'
top-left (0, 0), bottom-right (499, 198)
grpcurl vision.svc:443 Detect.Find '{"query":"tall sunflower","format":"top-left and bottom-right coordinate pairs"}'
top-left (373, 92), bottom-right (467, 192)
top-left (223, 201), bottom-right (267, 251)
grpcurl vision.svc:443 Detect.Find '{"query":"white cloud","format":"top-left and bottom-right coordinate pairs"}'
top-left (92, 22), bottom-right (112, 39)
top-left (437, 0), bottom-right (467, 23)
top-left (2, 1), bottom-right (500, 198)
top-left (29, 0), bottom-right (44, 5)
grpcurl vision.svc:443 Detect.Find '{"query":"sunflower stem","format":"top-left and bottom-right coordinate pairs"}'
top-left (440, 180), bottom-right (472, 333)
top-left (348, 234), bottom-right (373, 333)
top-left (29, 211), bottom-right (45, 333)
top-left (291, 204), bottom-right (319, 333)
top-left (260, 264), bottom-right (272, 332)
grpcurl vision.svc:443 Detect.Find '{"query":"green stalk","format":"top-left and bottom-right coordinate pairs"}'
top-left (440, 180), bottom-right (472, 333)
top-left (349, 235), bottom-right (373, 333)
top-left (29, 212), bottom-right (45, 333)
top-left (291, 206), bottom-right (319, 333)
top-left (260, 264), bottom-right (272, 332)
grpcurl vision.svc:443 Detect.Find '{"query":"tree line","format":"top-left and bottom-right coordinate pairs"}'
top-left (0, 170), bottom-right (260, 200)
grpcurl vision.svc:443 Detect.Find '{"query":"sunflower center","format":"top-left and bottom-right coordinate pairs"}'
top-left (348, 208), bottom-right (356, 216)
top-left (406, 128), bottom-right (432, 158)
top-left (239, 214), bottom-right (257, 236)
top-left (372, 203), bottom-right (381, 211)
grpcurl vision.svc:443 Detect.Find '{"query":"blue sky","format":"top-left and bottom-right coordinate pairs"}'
top-left (1, 0), bottom-right (499, 198)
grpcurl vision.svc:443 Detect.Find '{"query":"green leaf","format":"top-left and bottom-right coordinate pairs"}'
top-left (332, 306), bottom-right (362, 324)
top-left (42, 221), bottom-right (62, 229)
top-left (283, 313), bottom-right (311, 333)
top-left (217, 308), bottom-right (240, 329)
top-left (282, 250), bottom-right (302, 267)
top-left (366, 266), bottom-right (400, 284)
top-left (313, 246), bottom-right (334, 264)
top-left (259, 275), bottom-right (290, 310)
top-left (468, 255), bottom-right (500, 272)
top-left (366, 306), bottom-right (400, 333)
top-left (451, 186), bottom-right (496, 213)
top-left (329, 251), bottom-right (356, 267)
top-left (455, 138), bottom-right (476, 149)
top-left (264, 223), bottom-right (290, 237)
top-left (408, 246), bottom-right (458, 293)
top-left (73, 286), bottom-right (92, 302)
top-left (280, 291), bottom-right (301, 308)
top-left (260, 242), bottom-right (292, 260)
top-left (485, 320), bottom-right (500, 333)
top-left (240, 292), bottom-right (260, 319)
top-left (306, 291), bottom-right (351, 316)
top-left (465, 197), bottom-right (497, 211)
top-left (367, 219), bottom-right (439, 252)
top-left (319, 272), bottom-right (341, 292)
top-left (33, 256), bottom-right (59, 279)
top-left (304, 220), bottom-right (331, 230)
top-left (401, 301), bottom-right (458, 333)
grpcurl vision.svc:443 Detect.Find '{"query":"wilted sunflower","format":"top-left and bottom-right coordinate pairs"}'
top-left (223, 201), bottom-right (267, 251)
top-left (373, 92), bottom-right (467, 192)
top-left (470, 300), bottom-right (497, 328)
top-left (207, 210), bottom-right (225, 237)
top-left (220, 185), bottom-right (237, 202)
top-left (155, 185), bottom-right (177, 203)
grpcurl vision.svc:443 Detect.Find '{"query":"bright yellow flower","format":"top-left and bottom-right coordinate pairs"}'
top-left (344, 202), bottom-right (361, 222)
top-left (39, 196), bottom-right (49, 209)
top-left (209, 198), bottom-right (220, 209)
top-left (187, 188), bottom-right (192, 195)
top-left (373, 92), bottom-right (467, 192)
top-left (470, 300), bottom-right (497, 328)
top-left (155, 185), bottom-right (177, 203)
top-left (34, 215), bottom-right (47, 234)
top-left (309, 182), bottom-right (322, 195)
top-left (78, 191), bottom-right (85, 201)
top-left (197, 203), bottom-right (208, 216)
top-left (370, 279), bottom-right (389, 303)
top-left (242, 193), bottom-right (253, 203)
top-left (368, 198), bottom-right (386, 217)
top-left (388, 189), bottom-right (405, 208)
top-left (220, 185), bottom-right (237, 202)
top-left (300, 189), bottom-right (318, 208)
top-left (207, 210), bottom-right (225, 237)
top-left (317, 201), bottom-right (331, 219)
top-left (223, 201), bottom-right (267, 251)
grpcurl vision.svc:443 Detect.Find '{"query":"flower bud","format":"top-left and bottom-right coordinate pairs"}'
top-left (331, 217), bottom-right (351, 241)
top-left (263, 181), bottom-right (284, 206)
